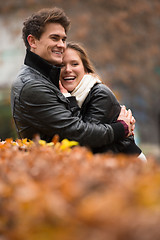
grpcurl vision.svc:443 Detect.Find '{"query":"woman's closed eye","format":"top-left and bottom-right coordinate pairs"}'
top-left (71, 62), bottom-right (79, 66)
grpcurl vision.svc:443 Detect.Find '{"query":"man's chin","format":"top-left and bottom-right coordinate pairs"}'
top-left (49, 58), bottom-right (63, 66)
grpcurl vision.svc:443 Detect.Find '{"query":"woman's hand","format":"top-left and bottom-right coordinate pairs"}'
top-left (59, 81), bottom-right (68, 94)
top-left (118, 106), bottom-right (135, 136)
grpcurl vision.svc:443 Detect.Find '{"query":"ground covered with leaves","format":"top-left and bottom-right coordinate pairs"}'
top-left (0, 138), bottom-right (160, 240)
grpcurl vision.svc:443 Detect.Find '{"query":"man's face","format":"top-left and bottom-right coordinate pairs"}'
top-left (31, 23), bottom-right (67, 65)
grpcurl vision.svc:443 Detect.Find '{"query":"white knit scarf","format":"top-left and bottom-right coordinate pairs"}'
top-left (70, 74), bottom-right (101, 107)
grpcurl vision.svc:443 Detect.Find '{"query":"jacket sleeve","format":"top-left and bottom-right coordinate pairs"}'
top-left (19, 82), bottom-right (125, 147)
top-left (82, 84), bottom-right (121, 124)
top-left (66, 96), bottom-right (81, 117)
top-left (82, 84), bottom-right (126, 142)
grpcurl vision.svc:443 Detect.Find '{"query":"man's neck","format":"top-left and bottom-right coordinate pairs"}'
top-left (24, 49), bottom-right (61, 89)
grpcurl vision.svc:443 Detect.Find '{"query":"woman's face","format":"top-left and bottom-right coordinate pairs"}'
top-left (60, 48), bottom-right (86, 92)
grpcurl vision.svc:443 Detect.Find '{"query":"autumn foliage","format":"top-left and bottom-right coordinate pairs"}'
top-left (0, 137), bottom-right (160, 240)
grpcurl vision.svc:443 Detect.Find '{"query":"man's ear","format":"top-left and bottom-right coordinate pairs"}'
top-left (27, 34), bottom-right (38, 49)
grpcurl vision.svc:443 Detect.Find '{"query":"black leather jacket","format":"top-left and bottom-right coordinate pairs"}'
top-left (11, 50), bottom-right (126, 148)
top-left (81, 83), bottom-right (141, 154)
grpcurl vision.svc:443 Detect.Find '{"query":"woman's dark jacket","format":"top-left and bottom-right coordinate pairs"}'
top-left (10, 50), bottom-right (126, 148)
top-left (80, 83), bottom-right (142, 155)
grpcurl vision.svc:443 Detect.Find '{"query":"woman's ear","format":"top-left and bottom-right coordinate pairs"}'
top-left (27, 34), bottom-right (37, 49)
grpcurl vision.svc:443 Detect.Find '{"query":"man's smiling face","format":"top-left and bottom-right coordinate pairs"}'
top-left (30, 22), bottom-right (67, 65)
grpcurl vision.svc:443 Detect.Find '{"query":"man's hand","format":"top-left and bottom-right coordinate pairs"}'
top-left (118, 106), bottom-right (135, 136)
top-left (131, 116), bottom-right (136, 135)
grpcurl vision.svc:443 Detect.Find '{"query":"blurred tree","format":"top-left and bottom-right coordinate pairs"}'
top-left (0, 88), bottom-right (17, 140)
top-left (0, 0), bottom-right (159, 143)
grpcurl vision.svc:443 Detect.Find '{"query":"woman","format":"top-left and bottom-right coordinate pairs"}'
top-left (60, 42), bottom-right (146, 162)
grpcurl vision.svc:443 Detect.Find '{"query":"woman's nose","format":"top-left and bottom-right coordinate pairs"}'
top-left (65, 65), bottom-right (72, 72)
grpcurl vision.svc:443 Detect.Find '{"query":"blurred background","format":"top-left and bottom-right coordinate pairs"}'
top-left (0, 0), bottom-right (159, 157)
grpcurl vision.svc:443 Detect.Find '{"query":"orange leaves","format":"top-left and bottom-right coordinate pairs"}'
top-left (0, 137), bottom-right (159, 240)
top-left (0, 137), bottom-right (79, 151)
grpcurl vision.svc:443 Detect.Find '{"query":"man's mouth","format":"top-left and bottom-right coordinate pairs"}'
top-left (52, 50), bottom-right (63, 55)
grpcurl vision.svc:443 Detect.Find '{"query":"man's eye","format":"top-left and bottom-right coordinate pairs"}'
top-left (51, 37), bottom-right (57, 40)
top-left (62, 38), bottom-right (66, 43)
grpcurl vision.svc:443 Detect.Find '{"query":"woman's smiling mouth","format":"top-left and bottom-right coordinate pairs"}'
top-left (63, 76), bottom-right (76, 81)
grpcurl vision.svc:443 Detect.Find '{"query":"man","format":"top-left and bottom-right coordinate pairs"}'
top-left (11, 7), bottom-right (133, 148)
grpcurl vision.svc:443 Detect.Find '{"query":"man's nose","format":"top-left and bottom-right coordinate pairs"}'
top-left (57, 39), bottom-right (65, 48)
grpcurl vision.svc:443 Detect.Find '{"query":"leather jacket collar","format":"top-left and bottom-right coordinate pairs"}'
top-left (24, 49), bottom-right (61, 89)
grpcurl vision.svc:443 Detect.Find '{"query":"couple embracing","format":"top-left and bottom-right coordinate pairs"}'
top-left (11, 7), bottom-right (146, 161)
